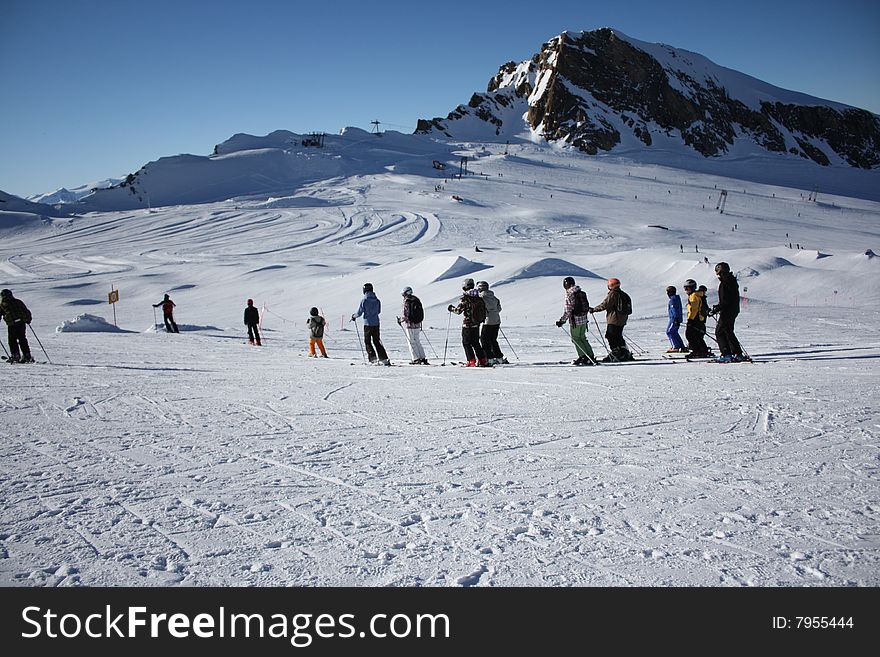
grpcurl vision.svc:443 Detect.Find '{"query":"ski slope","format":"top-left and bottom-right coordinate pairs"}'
top-left (1, 140), bottom-right (879, 586)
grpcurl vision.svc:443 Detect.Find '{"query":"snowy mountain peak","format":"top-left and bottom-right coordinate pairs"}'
top-left (417, 28), bottom-right (880, 169)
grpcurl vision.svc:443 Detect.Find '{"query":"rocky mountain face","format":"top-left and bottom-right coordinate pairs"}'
top-left (416, 28), bottom-right (880, 169)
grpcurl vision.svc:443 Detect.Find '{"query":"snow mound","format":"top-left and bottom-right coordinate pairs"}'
top-left (494, 258), bottom-right (602, 286)
top-left (56, 314), bottom-right (130, 333)
top-left (0, 211), bottom-right (52, 233)
top-left (737, 256), bottom-right (796, 277)
top-left (420, 255), bottom-right (492, 283)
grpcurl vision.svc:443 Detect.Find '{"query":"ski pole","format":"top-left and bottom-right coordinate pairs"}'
top-left (397, 319), bottom-right (415, 359)
top-left (591, 312), bottom-right (612, 357)
top-left (152, 305), bottom-right (159, 331)
top-left (442, 311), bottom-right (452, 366)
top-left (558, 324), bottom-right (597, 365)
top-left (625, 334), bottom-right (648, 355)
top-left (420, 327), bottom-right (439, 359)
top-left (352, 317), bottom-right (367, 364)
top-left (0, 337), bottom-right (9, 359)
top-left (498, 326), bottom-right (518, 360)
top-left (28, 324), bottom-right (51, 363)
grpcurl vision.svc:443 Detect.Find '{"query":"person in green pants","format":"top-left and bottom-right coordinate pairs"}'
top-left (555, 277), bottom-right (596, 365)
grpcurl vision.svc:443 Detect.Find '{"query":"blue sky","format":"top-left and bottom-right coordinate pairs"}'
top-left (1, 0), bottom-right (878, 197)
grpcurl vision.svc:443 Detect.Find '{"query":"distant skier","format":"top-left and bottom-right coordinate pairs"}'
top-left (665, 286), bottom-right (686, 353)
top-left (555, 276), bottom-right (596, 365)
top-left (710, 262), bottom-right (748, 362)
top-left (448, 278), bottom-right (488, 367)
top-left (244, 299), bottom-right (261, 346)
top-left (153, 294), bottom-right (179, 333)
top-left (683, 279), bottom-right (711, 358)
top-left (477, 281), bottom-right (506, 364)
top-left (0, 289), bottom-right (34, 363)
top-left (398, 286), bottom-right (427, 364)
top-left (307, 307), bottom-right (328, 358)
top-left (351, 283), bottom-right (389, 365)
top-left (590, 278), bottom-right (633, 362)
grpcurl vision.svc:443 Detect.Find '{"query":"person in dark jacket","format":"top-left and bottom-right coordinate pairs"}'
top-left (351, 283), bottom-right (389, 365)
top-left (448, 278), bottom-right (488, 367)
top-left (307, 307), bottom-right (327, 357)
top-left (152, 294), bottom-right (179, 333)
top-left (711, 262), bottom-right (747, 362)
top-left (665, 286), bottom-right (686, 352)
top-left (0, 288), bottom-right (34, 363)
top-left (590, 278), bottom-right (633, 362)
top-left (244, 298), bottom-right (261, 346)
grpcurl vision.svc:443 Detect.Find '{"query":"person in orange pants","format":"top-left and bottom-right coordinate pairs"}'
top-left (307, 307), bottom-right (328, 357)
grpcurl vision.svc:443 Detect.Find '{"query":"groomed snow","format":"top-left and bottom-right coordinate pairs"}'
top-left (1, 141), bottom-right (878, 586)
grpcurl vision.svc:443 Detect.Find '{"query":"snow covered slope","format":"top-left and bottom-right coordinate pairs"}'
top-left (76, 128), bottom-right (452, 211)
top-left (27, 178), bottom-right (121, 205)
top-left (1, 140), bottom-right (878, 587)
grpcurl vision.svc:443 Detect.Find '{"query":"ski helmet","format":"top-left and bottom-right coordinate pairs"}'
top-left (247, 298), bottom-right (254, 306)
top-left (607, 278), bottom-right (621, 290)
top-left (310, 307), bottom-right (319, 316)
top-left (476, 281), bottom-right (489, 291)
top-left (363, 283), bottom-right (373, 293)
top-left (0, 289), bottom-right (11, 299)
top-left (666, 286), bottom-right (676, 296)
top-left (715, 262), bottom-right (730, 274)
top-left (402, 286), bottom-right (413, 297)
top-left (683, 279), bottom-right (697, 290)
top-left (562, 276), bottom-right (575, 289)
top-left (164, 293), bottom-right (170, 300)
top-left (462, 278), bottom-right (475, 290)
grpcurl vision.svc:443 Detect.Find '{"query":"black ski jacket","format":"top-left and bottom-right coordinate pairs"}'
top-left (244, 306), bottom-right (260, 326)
top-left (716, 272), bottom-right (740, 316)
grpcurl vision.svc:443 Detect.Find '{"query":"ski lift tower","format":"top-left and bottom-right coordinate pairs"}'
top-left (371, 120), bottom-right (382, 136)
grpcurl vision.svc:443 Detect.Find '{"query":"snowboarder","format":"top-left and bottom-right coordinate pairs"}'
top-left (710, 262), bottom-right (747, 362)
top-left (152, 294), bottom-right (179, 333)
top-left (351, 283), bottom-right (389, 365)
top-left (0, 289), bottom-right (34, 363)
top-left (477, 281), bottom-right (506, 364)
top-left (590, 278), bottom-right (633, 362)
top-left (683, 279), bottom-right (711, 357)
top-left (398, 286), bottom-right (427, 364)
top-left (555, 277), bottom-right (596, 365)
top-left (307, 307), bottom-right (328, 358)
top-left (244, 299), bottom-right (261, 346)
top-left (448, 278), bottom-right (488, 367)
top-left (665, 286), bottom-right (686, 352)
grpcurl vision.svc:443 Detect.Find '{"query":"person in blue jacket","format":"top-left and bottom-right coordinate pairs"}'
top-left (665, 285), bottom-right (686, 352)
top-left (351, 283), bottom-right (390, 365)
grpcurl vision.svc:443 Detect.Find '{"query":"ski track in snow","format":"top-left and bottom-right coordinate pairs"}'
top-left (2, 145), bottom-right (879, 587)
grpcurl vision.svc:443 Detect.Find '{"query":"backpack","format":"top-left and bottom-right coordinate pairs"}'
top-left (617, 291), bottom-right (632, 316)
top-left (468, 295), bottom-right (487, 324)
top-left (572, 289), bottom-right (589, 316)
top-left (407, 296), bottom-right (424, 324)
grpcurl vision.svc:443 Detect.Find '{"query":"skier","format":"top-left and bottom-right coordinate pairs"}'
top-left (477, 281), bottom-right (507, 364)
top-left (555, 276), bottom-right (596, 365)
top-left (665, 286), bottom-right (686, 352)
top-left (244, 299), bottom-right (261, 346)
top-left (710, 262), bottom-right (748, 362)
top-left (683, 279), bottom-right (711, 358)
top-left (448, 278), bottom-right (489, 367)
top-left (398, 286), bottom-right (427, 364)
top-left (351, 283), bottom-right (389, 365)
top-left (152, 294), bottom-right (179, 333)
top-left (0, 289), bottom-right (34, 363)
top-left (307, 307), bottom-right (328, 358)
top-left (590, 278), bottom-right (633, 362)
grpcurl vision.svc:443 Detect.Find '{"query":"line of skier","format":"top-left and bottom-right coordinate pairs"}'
top-left (2, 261), bottom-right (746, 366)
